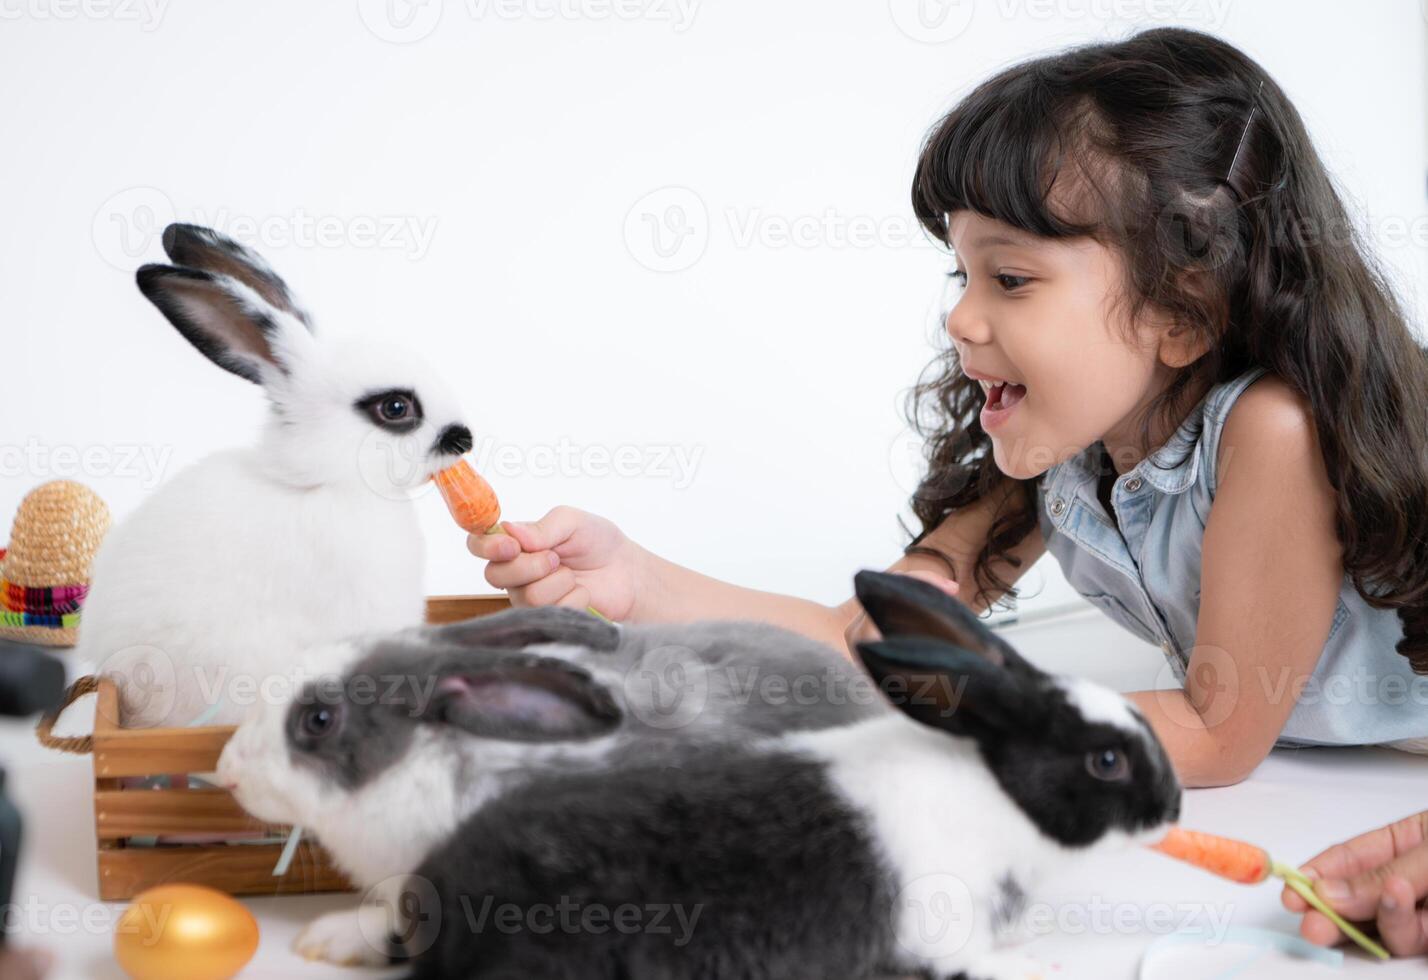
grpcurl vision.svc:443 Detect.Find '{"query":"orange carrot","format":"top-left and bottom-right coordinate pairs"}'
top-left (432, 458), bottom-right (502, 534)
top-left (1150, 827), bottom-right (1392, 961)
top-left (1150, 827), bottom-right (1270, 884)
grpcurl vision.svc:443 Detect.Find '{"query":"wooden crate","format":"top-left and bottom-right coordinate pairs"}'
top-left (84, 594), bottom-right (511, 901)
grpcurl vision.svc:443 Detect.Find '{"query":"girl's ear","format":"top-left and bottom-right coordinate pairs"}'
top-left (160, 223), bottom-right (313, 329)
top-left (853, 569), bottom-right (1035, 674)
top-left (856, 636), bottom-right (1035, 736)
top-left (136, 264), bottom-right (314, 385)
top-left (419, 658), bottom-right (622, 742)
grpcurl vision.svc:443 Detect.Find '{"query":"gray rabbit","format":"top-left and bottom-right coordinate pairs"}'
top-left (216, 604), bottom-right (885, 965)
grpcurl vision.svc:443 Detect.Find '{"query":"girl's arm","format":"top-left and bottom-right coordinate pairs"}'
top-left (1126, 378), bottom-right (1344, 788)
top-left (629, 546), bottom-right (857, 653)
top-left (475, 488), bottom-right (1040, 656)
top-left (639, 476), bottom-right (1045, 655)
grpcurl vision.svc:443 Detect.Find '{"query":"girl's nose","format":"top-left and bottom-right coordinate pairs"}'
top-left (944, 307), bottom-right (992, 347)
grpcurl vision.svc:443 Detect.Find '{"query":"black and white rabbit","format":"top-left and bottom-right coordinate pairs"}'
top-left (77, 224), bottom-right (471, 727)
top-left (384, 570), bottom-right (1182, 980)
top-left (214, 604), bottom-right (887, 964)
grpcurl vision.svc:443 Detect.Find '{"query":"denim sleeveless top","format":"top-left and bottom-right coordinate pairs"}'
top-left (1036, 365), bottom-right (1428, 748)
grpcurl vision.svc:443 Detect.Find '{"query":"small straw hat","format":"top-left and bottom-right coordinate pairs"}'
top-left (0, 481), bottom-right (111, 647)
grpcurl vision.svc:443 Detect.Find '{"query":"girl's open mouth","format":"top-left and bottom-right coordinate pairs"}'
top-left (980, 380), bottom-right (1027, 431)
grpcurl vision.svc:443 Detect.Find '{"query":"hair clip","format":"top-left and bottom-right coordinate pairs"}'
top-left (1224, 79), bottom-right (1266, 183)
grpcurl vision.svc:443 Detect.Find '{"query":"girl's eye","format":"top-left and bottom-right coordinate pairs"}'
top-left (941, 268), bottom-right (1031, 300)
top-left (1085, 748), bottom-right (1131, 782)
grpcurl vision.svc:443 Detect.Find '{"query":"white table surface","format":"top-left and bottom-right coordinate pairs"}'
top-left (4, 605), bottom-right (1423, 979)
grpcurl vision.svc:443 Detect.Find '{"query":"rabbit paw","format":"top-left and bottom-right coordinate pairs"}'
top-left (955, 950), bottom-right (1047, 980)
top-left (294, 906), bottom-right (392, 967)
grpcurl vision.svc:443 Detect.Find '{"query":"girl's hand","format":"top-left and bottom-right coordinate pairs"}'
top-left (466, 506), bottom-right (642, 621)
top-left (843, 569), bottom-right (960, 656)
top-left (1281, 810), bottom-right (1428, 956)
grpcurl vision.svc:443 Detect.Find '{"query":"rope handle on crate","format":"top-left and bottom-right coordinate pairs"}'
top-left (34, 674), bottom-right (99, 755)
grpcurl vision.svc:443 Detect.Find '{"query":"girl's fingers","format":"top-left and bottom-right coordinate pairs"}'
top-left (519, 565), bottom-right (579, 608)
top-left (468, 529), bottom-right (520, 561)
top-left (483, 550), bottom-right (559, 590)
top-left (500, 507), bottom-right (584, 556)
top-left (1299, 908), bottom-right (1343, 947)
top-left (553, 584), bottom-right (593, 612)
top-left (1281, 867), bottom-right (1318, 913)
top-left (1377, 875), bottom-right (1428, 957)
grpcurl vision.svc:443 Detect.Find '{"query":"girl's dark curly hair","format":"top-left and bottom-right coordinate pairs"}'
top-left (904, 26), bottom-right (1428, 673)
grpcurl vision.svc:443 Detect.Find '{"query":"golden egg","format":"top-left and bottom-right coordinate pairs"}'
top-left (113, 884), bottom-right (260, 980)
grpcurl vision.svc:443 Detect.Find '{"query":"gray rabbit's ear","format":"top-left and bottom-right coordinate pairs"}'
top-left (853, 569), bottom-right (1036, 674)
top-left (429, 606), bottom-right (621, 654)
top-left (136, 264), bottom-right (315, 385)
top-left (856, 636), bottom-right (1036, 737)
top-left (160, 223), bottom-right (312, 329)
top-left (420, 655), bottom-right (621, 741)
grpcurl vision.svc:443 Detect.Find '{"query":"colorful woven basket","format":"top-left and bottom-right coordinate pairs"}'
top-left (0, 480), bottom-right (110, 647)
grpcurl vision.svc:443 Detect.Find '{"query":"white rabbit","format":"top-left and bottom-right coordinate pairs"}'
top-left (77, 223), bottom-right (471, 728)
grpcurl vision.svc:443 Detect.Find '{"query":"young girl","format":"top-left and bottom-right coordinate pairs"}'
top-left (468, 26), bottom-right (1428, 789)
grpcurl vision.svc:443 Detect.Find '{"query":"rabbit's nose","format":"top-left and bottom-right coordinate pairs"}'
top-left (434, 424), bottom-right (473, 457)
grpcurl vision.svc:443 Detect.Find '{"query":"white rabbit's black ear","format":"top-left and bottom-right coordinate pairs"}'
top-left (853, 569), bottom-right (1036, 674)
top-left (421, 656), bottom-right (622, 742)
top-left (136, 264), bottom-right (311, 385)
top-left (429, 607), bottom-right (621, 654)
top-left (160, 223), bottom-right (312, 329)
top-left (856, 636), bottom-right (1036, 736)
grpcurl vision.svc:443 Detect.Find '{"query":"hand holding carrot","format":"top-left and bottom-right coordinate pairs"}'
top-left (1280, 810), bottom-right (1428, 957)
top-left (466, 505), bottom-right (644, 620)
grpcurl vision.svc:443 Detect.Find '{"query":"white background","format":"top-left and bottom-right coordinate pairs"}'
top-left (2, 6), bottom-right (1427, 977)
top-left (4, 0), bottom-right (1426, 620)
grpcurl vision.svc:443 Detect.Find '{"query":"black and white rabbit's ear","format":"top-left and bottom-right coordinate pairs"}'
top-left (853, 569), bottom-right (1036, 674)
top-left (428, 606), bottom-right (621, 654)
top-left (160, 223), bottom-right (312, 329)
top-left (136, 263), bottom-right (315, 385)
top-left (420, 655), bottom-right (622, 742)
top-left (855, 636), bottom-right (1037, 736)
